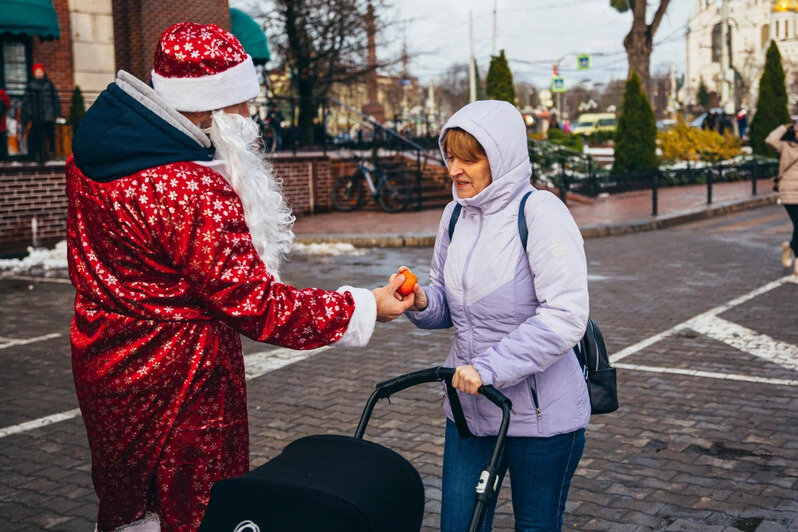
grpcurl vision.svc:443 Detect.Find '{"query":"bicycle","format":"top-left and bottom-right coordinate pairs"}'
top-left (331, 156), bottom-right (414, 213)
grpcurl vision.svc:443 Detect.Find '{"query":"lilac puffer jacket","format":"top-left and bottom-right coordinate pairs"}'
top-left (406, 100), bottom-right (591, 437)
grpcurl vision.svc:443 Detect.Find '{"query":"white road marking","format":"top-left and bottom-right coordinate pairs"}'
top-left (0, 408), bottom-right (82, 439)
top-left (244, 346), bottom-right (331, 380)
top-left (615, 363), bottom-right (798, 387)
top-left (0, 344), bottom-right (335, 439)
top-left (0, 333), bottom-right (62, 351)
top-left (689, 315), bottom-right (798, 371)
top-left (0, 275), bottom-right (72, 285)
top-left (611, 275), bottom-right (798, 364)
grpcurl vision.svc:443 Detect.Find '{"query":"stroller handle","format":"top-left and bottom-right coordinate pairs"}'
top-left (359, 366), bottom-right (513, 532)
top-left (374, 366), bottom-right (512, 411)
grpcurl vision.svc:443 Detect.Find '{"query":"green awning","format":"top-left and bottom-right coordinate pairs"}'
top-left (230, 7), bottom-right (270, 65)
top-left (0, 0), bottom-right (60, 40)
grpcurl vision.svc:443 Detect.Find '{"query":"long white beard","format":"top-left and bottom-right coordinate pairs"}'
top-left (209, 111), bottom-right (295, 279)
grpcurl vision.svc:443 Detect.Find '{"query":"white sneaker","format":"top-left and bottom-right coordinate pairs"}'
top-left (782, 242), bottom-right (795, 269)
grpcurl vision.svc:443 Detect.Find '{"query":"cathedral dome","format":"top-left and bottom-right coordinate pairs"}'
top-left (772, 0), bottom-right (798, 13)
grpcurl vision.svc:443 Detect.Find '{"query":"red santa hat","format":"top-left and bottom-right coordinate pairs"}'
top-left (151, 22), bottom-right (259, 112)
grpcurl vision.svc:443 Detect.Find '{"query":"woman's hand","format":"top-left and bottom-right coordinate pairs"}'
top-left (373, 274), bottom-right (415, 322)
top-left (452, 365), bottom-right (483, 395)
top-left (390, 266), bottom-right (428, 311)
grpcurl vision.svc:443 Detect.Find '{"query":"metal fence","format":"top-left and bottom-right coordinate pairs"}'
top-left (257, 95), bottom-right (444, 210)
top-left (529, 139), bottom-right (779, 216)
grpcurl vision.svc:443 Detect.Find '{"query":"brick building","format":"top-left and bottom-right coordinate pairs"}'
top-left (1, 0), bottom-right (230, 159)
top-left (0, 0), bottom-right (342, 255)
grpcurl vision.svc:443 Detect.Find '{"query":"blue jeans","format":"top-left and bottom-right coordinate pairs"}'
top-left (441, 420), bottom-right (585, 532)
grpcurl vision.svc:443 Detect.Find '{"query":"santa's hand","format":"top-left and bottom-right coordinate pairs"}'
top-left (373, 274), bottom-right (415, 322)
top-left (390, 266), bottom-right (428, 310)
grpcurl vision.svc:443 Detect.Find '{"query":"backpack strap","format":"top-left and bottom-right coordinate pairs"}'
top-left (517, 190), bottom-right (533, 251)
top-left (449, 190), bottom-right (532, 245)
top-left (448, 203), bottom-right (463, 241)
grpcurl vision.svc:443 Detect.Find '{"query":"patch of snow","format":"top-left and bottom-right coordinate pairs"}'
top-left (292, 242), bottom-right (365, 256)
top-left (0, 240), bottom-right (68, 273)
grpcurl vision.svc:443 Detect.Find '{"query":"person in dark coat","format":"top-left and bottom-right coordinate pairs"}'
top-left (22, 63), bottom-right (61, 162)
top-left (0, 88), bottom-right (10, 159)
top-left (266, 102), bottom-right (283, 150)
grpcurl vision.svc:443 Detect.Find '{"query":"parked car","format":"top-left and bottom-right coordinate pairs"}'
top-left (571, 113), bottom-right (616, 135)
top-left (656, 119), bottom-right (677, 131)
top-left (690, 113), bottom-right (707, 128)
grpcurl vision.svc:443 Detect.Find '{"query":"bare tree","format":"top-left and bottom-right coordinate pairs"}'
top-left (515, 81), bottom-right (539, 109)
top-left (610, 0), bottom-right (672, 95)
top-left (253, 0), bottom-right (399, 145)
top-left (563, 83), bottom-right (597, 118)
top-left (599, 79), bottom-right (627, 111)
top-left (436, 62), bottom-right (469, 117)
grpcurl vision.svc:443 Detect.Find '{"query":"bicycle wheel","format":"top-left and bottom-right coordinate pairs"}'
top-left (331, 173), bottom-right (365, 211)
top-left (377, 172), bottom-right (414, 213)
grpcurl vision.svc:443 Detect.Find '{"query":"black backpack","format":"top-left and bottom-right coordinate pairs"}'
top-left (448, 191), bottom-right (619, 415)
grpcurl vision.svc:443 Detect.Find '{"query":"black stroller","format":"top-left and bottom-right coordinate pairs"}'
top-left (199, 367), bottom-right (513, 532)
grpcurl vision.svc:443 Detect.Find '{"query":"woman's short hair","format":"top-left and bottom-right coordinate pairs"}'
top-left (442, 127), bottom-right (486, 163)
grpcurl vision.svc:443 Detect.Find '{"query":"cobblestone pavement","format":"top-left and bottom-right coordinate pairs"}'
top-left (1, 204), bottom-right (796, 531)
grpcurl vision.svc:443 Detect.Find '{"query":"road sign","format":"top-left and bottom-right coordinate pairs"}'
top-left (551, 76), bottom-right (565, 93)
top-left (577, 54), bottom-right (591, 70)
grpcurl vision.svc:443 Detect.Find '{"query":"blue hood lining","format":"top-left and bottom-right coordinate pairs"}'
top-left (72, 81), bottom-right (214, 182)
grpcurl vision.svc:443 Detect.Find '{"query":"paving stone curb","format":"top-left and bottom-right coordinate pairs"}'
top-left (294, 194), bottom-right (779, 248)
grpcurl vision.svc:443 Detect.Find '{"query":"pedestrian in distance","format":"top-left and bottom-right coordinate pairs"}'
top-left (766, 122), bottom-right (798, 275)
top-left (21, 63), bottom-right (60, 162)
top-left (266, 101), bottom-right (283, 150)
top-left (67, 22), bottom-right (414, 532)
top-left (0, 87), bottom-right (10, 158)
top-left (388, 100), bottom-right (590, 531)
top-left (737, 109), bottom-right (748, 140)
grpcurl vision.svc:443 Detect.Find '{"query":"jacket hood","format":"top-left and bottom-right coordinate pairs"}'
top-left (438, 100), bottom-right (532, 213)
top-left (72, 70), bottom-right (213, 182)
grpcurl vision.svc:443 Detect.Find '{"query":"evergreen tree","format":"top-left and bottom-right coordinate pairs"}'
top-left (485, 50), bottom-right (515, 104)
top-left (69, 86), bottom-right (86, 131)
top-left (613, 71), bottom-right (658, 174)
top-left (749, 40), bottom-right (791, 157)
top-left (696, 79), bottom-right (710, 110)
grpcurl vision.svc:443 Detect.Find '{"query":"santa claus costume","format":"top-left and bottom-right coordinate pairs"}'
top-left (67, 23), bottom-right (377, 531)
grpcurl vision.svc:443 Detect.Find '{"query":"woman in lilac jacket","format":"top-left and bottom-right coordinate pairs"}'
top-left (402, 101), bottom-right (590, 531)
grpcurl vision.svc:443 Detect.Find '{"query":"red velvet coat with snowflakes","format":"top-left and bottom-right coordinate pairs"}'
top-left (65, 156), bottom-right (356, 531)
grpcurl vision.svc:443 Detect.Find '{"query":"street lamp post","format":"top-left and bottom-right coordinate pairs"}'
top-left (720, 0), bottom-right (735, 114)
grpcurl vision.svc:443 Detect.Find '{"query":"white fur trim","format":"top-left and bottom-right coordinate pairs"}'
top-left (334, 286), bottom-right (376, 347)
top-left (151, 55), bottom-right (260, 112)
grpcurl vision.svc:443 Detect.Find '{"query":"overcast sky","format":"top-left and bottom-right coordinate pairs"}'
top-left (388, 0), bottom-right (694, 88)
top-left (238, 0), bottom-right (696, 89)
